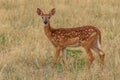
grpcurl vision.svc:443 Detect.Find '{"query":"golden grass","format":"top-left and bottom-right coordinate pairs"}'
top-left (0, 0), bottom-right (120, 80)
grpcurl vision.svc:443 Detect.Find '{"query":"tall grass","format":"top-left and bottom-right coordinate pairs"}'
top-left (0, 0), bottom-right (120, 80)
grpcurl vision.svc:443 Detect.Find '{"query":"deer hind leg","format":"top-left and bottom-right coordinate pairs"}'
top-left (92, 47), bottom-right (105, 64)
top-left (52, 47), bottom-right (61, 68)
top-left (83, 34), bottom-right (99, 65)
top-left (91, 38), bottom-right (105, 64)
top-left (85, 48), bottom-right (95, 65)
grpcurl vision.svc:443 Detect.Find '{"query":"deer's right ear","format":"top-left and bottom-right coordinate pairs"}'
top-left (37, 8), bottom-right (43, 16)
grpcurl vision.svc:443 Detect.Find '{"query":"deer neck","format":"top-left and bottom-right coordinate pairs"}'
top-left (44, 21), bottom-right (52, 38)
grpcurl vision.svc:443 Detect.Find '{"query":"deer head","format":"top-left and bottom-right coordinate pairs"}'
top-left (37, 8), bottom-right (56, 25)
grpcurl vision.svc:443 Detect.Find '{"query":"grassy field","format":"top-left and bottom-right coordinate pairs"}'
top-left (0, 0), bottom-right (120, 80)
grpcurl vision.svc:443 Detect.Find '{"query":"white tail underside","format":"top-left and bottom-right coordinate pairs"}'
top-left (97, 35), bottom-right (101, 49)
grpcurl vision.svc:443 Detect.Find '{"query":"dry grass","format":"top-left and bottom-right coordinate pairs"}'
top-left (0, 0), bottom-right (120, 80)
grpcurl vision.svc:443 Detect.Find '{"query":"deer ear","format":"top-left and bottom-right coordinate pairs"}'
top-left (37, 8), bottom-right (43, 16)
top-left (50, 8), bottom-right (56, 16)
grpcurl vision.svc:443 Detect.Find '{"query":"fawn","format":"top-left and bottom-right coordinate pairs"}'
top-left (37, 8), bottom-right (105, 68)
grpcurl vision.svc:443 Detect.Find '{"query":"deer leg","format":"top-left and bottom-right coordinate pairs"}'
top-left (92, 47), bottom-right (105, 64)
top-left (83, 34), bottom-right (99, 65)
top-left (85, 48), bottom-right (95, 65)
top-left (62, 48), bottom-right (66, 65)
top-left (52, 47), bottom-right (61, 68)
top-left (62, 48), bottom-right (67, 71)
top-left (91, 37), bottom-right (105, 64)
top-left (98, 49), bottom-right (105, 64)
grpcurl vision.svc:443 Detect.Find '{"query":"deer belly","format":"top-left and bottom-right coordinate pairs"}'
top-left (62, 37), bottom-right (80, 47)
top-left (68, 43), bottom-right (81, 47)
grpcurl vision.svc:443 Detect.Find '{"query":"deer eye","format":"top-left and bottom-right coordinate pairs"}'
top-left (48, 16), bottom-right (50, 19)
top-left (42, 16), bottom-right (43, 19)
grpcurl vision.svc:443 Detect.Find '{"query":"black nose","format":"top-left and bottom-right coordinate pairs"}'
top-left (44, 21), bottom-right (47, 24)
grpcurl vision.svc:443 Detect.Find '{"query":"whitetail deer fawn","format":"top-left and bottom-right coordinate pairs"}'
top-left (37, 8), bottom-right (105, 68)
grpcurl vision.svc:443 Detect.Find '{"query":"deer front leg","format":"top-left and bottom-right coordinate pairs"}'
top-left (62, 48), bottom-right (66, 65)
top-left (52, 47), bottom-right (61, 68)
top-left (62, 48), bottom-right (67, 71)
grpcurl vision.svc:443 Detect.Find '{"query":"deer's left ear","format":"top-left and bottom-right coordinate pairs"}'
top-left (49, 8), bottom-right (56, 16)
